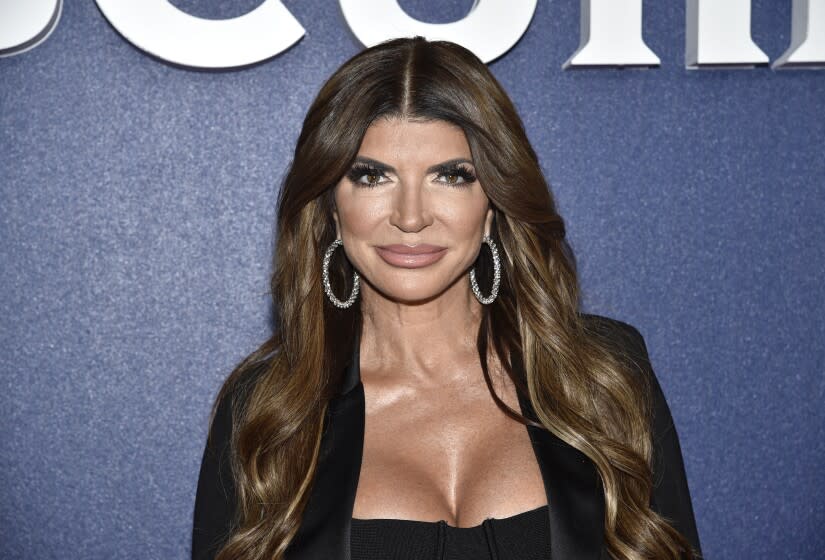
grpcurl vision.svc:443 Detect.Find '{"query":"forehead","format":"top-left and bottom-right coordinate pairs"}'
top-left (358, 117), bottom-right (472, 162)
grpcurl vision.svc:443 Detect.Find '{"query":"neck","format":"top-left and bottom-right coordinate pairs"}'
top-left (358, 277), bottom-right (485, 387)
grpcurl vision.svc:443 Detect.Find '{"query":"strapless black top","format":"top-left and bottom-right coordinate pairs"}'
top-left (350, 503), bottom-right (550, 560)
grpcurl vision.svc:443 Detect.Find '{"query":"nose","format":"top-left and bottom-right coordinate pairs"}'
top-left (389, 180), bottom-right (433, 233)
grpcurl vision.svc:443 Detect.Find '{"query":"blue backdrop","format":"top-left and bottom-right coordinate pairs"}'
top-left (1, 1), bottom-right (823, 558)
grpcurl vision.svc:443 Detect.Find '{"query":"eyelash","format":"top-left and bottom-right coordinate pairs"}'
top-left (345, 163), bottom-right (477, 188)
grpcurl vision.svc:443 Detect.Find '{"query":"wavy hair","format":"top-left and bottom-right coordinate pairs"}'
top-left (213, 36), bottom-right (697, 560)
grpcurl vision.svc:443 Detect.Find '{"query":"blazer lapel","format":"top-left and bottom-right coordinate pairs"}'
top-left (286, 339), bottom-right (364, 560)
top-left (513, 352), bottom-right (605, 559)
top-left (288, 338), bottom-right (605, 560)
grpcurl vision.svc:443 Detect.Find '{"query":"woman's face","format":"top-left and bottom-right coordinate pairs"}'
top-left (332, 117), bottom-right (494, 304)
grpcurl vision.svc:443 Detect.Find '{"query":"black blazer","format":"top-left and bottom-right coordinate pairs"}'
top-left (192, 314), bottom-right (703, 559)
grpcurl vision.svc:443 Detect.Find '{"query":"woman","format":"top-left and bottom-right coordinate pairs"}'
top-left (192, 36), bottom-right (702, 560)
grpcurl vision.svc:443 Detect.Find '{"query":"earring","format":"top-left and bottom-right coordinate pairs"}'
top-left (322, 238), bottom-right (360, 309)
top-left (469, 235), bottom-right (501, 305)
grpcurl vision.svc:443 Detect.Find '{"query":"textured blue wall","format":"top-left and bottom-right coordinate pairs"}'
top-left (1, 1), bottom-right (823, 558)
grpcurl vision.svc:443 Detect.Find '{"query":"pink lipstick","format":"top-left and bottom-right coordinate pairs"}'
top-left (375, 244), bottom-right (447, 268)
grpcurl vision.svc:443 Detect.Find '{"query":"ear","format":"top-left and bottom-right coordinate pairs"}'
top-left (331, 198), bottom-right (341, 239)
top-left (332, 212), bottom-right (341, 239)
top-left (483, 207), bottom-right (494, 238)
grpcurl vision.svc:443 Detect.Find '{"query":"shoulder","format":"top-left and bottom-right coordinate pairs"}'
top-left (578, 312), bottom-right (675, 438)
top-left (209, 357), bottom-right (271, 443)
top-left (579, 314), bottom-right (702, 554)
top-left (579, 312), bottom-right (651, 367)
top-left (192, 358), bottom-right (271, 559)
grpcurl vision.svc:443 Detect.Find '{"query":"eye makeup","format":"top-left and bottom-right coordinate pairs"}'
top-left (346, 162), bottom-right (388, 187)
top-left (432, 163), bottom-right (477, 185)
top-left (345, 160), bottom-right (477, 188)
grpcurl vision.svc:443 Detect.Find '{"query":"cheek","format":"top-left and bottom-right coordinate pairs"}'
top-left (335, 191), bottom-right (389, 238)
top-left (433, 191), bottom-right (490, 236)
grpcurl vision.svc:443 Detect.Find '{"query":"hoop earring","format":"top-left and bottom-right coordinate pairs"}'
top-left (322, 238), bottom-right (360, 309)
top-left (469, 235), bottom-right (501, 305)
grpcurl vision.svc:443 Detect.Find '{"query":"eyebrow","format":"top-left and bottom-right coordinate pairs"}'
top-left (353, 156), bottom-right (474, 175)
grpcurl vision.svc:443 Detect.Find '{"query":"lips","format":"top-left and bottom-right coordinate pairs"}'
top-left (374, 244), bottom-right (448, 268)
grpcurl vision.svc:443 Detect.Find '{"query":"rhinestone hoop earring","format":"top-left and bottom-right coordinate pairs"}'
top-left (469, 235), bottom-right (501, 305)
top-left (322, 238), bottom-right (360, 309)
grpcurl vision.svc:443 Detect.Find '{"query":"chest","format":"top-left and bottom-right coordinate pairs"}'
top-left (351, 373), bottom-right (548, 527)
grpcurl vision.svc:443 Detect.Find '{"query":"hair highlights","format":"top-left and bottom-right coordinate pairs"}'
top-left (213, 36), bottom-right (697, 560)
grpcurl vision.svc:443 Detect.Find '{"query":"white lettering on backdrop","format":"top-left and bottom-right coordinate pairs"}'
top-left (772, 0), bottom-right (825, 69)
top-left (93, 0), bottom-right (304, 68)
top-left (564, 0), bottom-right (660, 68)
top-left (686, 0), bottom-right (769, 68)
top-left (0, 0), bottom-right (823, 69)
top-left (339, 0), bottom-right (536, 64)
top-left (0, 0), bottom-right (61, 58)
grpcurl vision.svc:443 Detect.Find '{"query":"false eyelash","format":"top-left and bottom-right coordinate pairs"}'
top-left (434, 164), bottom-right (477, 184)
top-left (346, 163), bottom-right (386, 186)
top-left (344, 162), bottom-right (478, 187)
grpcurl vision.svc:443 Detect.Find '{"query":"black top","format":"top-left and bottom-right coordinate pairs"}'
top-left (350, 503), bottom-right (550, 560)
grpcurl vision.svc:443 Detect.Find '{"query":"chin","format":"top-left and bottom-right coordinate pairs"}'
top-left (367, 278), bottom-right (452, 305)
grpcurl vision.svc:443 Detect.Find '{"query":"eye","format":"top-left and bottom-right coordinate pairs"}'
top-left (346, 164), bottom-right (389, 188)
top-left (435, 165), bottom-right (477, 186)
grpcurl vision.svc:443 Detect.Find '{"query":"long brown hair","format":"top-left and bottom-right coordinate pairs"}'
top-left (214, 36), bottom-right (696, 560)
